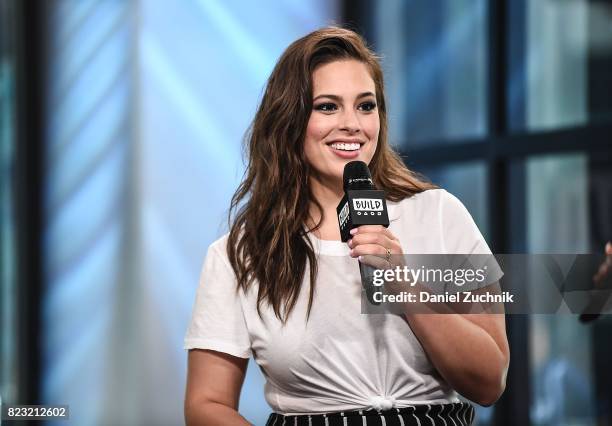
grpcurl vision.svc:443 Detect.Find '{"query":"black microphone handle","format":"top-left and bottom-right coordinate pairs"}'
top-left (359, 260), bottom-right (381, 306)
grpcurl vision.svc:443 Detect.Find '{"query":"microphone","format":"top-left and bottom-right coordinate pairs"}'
top-left (337, 161), bottom-right (390, 305)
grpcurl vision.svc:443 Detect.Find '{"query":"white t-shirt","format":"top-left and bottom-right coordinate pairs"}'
top-left (184, 189), bottom-right (493, 415)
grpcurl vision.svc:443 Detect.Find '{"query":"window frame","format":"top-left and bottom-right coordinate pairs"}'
top-left (343, 0), bottom-right (612, 424)
top-left (10, 0), bottom-right (47, 405)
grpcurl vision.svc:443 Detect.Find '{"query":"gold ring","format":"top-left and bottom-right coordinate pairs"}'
top-left (385, 248), bottom-right (392, 262)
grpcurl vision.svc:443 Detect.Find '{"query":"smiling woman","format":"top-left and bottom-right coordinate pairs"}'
top-left (305, 60), bottom-right (379, 170)
top-left (184, 26), bottom-right (508, 426)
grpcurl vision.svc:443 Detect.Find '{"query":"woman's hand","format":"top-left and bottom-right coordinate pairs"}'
top-left (579, 241), bottom-right (611, 323)
top-left (347, 225), bottom-right (409, 298)
top-left (593, 241), bottom-right (612, 286)
top-left (347, 225), bottom-right (404, 268)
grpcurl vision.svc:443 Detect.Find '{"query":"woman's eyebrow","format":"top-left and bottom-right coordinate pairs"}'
top-left (312, 91), bottom-right (375, 102)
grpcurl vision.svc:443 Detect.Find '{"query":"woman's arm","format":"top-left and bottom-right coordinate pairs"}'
top-left (349, 225), bottom-right (510, 406)
top-left (403, 312), bottom-right (509, 406)
top-left (185, 349), bottom-right (252, 425)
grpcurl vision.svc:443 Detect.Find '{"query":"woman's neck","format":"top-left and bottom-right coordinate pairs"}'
top-left (307, 175), bottom-right (344, 240)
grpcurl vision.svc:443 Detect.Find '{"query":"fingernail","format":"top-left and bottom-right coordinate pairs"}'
top-left (348, 239), bottom-right (353, 248)
top-left (358, 256), bottom-right (363, 262)
top-left (350, 228), bottom-right (358, 235)
top-left (350, 249), bottom-right (355, 256)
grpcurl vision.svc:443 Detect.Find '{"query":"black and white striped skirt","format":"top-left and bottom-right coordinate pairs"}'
top-left (265, 402), bottom-right (475, 426)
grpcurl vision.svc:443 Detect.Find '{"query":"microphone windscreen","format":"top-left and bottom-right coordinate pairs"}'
top-left (343, 161), bottom-right (375, 191)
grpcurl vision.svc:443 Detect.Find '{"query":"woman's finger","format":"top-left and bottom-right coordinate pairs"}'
top-left (351, 225), bottom-right (400, 242)
top-left (350, 243), bottom-right (387, 258)
top-left (349, 233), bottom-right (399, 253)
top-left (358, 254), bottom-right (390, 270)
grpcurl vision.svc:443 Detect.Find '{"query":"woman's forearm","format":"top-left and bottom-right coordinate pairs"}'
top-left (403, 313), bottom-right (509, 406)
top-left (185, 401), bottom-right (252, 426)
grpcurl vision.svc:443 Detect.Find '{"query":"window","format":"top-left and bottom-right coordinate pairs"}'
top-left (349, 0), bottom-right (612, 424)
top-left (373, 0), bottom-right (488, 145)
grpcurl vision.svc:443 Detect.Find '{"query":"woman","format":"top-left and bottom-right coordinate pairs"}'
top-left (184, 27), bottom-right (509, 425)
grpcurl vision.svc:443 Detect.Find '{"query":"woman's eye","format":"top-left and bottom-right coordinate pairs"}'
top-left (358, 102), bottom-right (377, 112)
top-left (314, 103), bottom-right (337, 112)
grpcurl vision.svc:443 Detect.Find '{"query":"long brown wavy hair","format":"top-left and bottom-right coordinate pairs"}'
top-left (227, 26), bottom-right (436, 323)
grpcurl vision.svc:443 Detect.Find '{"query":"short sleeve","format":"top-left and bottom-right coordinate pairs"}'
top-left (439, 190), bottom-right (504, 288)
top-left (183, 241), bottom-right (252, 358)
top-left (439, 190), bottom-right (492, 255)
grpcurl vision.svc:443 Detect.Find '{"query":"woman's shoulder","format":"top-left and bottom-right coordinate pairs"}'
top-left (209, 232), bottom-right (230, 250)
top-left (389, 188), bottom-right (453, 212)
top-left (205, 233), bottom-right (232, 264)
top-left (388, 188), bottom-right (471, 228)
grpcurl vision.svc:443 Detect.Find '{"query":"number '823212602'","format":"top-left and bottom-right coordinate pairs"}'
top-left (1, 404), bottom-right (69, 420)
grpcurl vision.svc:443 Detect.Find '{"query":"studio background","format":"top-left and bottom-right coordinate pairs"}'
top-left (1, 1), bottom-right (611, 425)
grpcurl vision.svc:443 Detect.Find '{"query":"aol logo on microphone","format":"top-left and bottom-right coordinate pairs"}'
top-left (353, 198), bottom-right (383, 215)
top-left (338, 202), bottom-right (350, 227)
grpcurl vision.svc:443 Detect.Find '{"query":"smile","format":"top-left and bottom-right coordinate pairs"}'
top-left (326, 140), bottom-right (365, 159)
top-left (329, 142), bottom-right (360, 151)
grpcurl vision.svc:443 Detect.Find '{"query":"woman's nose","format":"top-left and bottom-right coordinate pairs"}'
top-left (340, 109), bottom-right (361, 133)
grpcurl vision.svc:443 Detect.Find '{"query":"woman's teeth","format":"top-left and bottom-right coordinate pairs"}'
top-left (330, 142), bottom-right (360, 151)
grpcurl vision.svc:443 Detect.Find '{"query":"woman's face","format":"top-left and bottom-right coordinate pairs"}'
top-left (304, 59), bottom-right (380, 184)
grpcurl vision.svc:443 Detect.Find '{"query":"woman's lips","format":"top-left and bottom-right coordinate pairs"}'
top-left (328, 143), bottom-right (362, 159)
